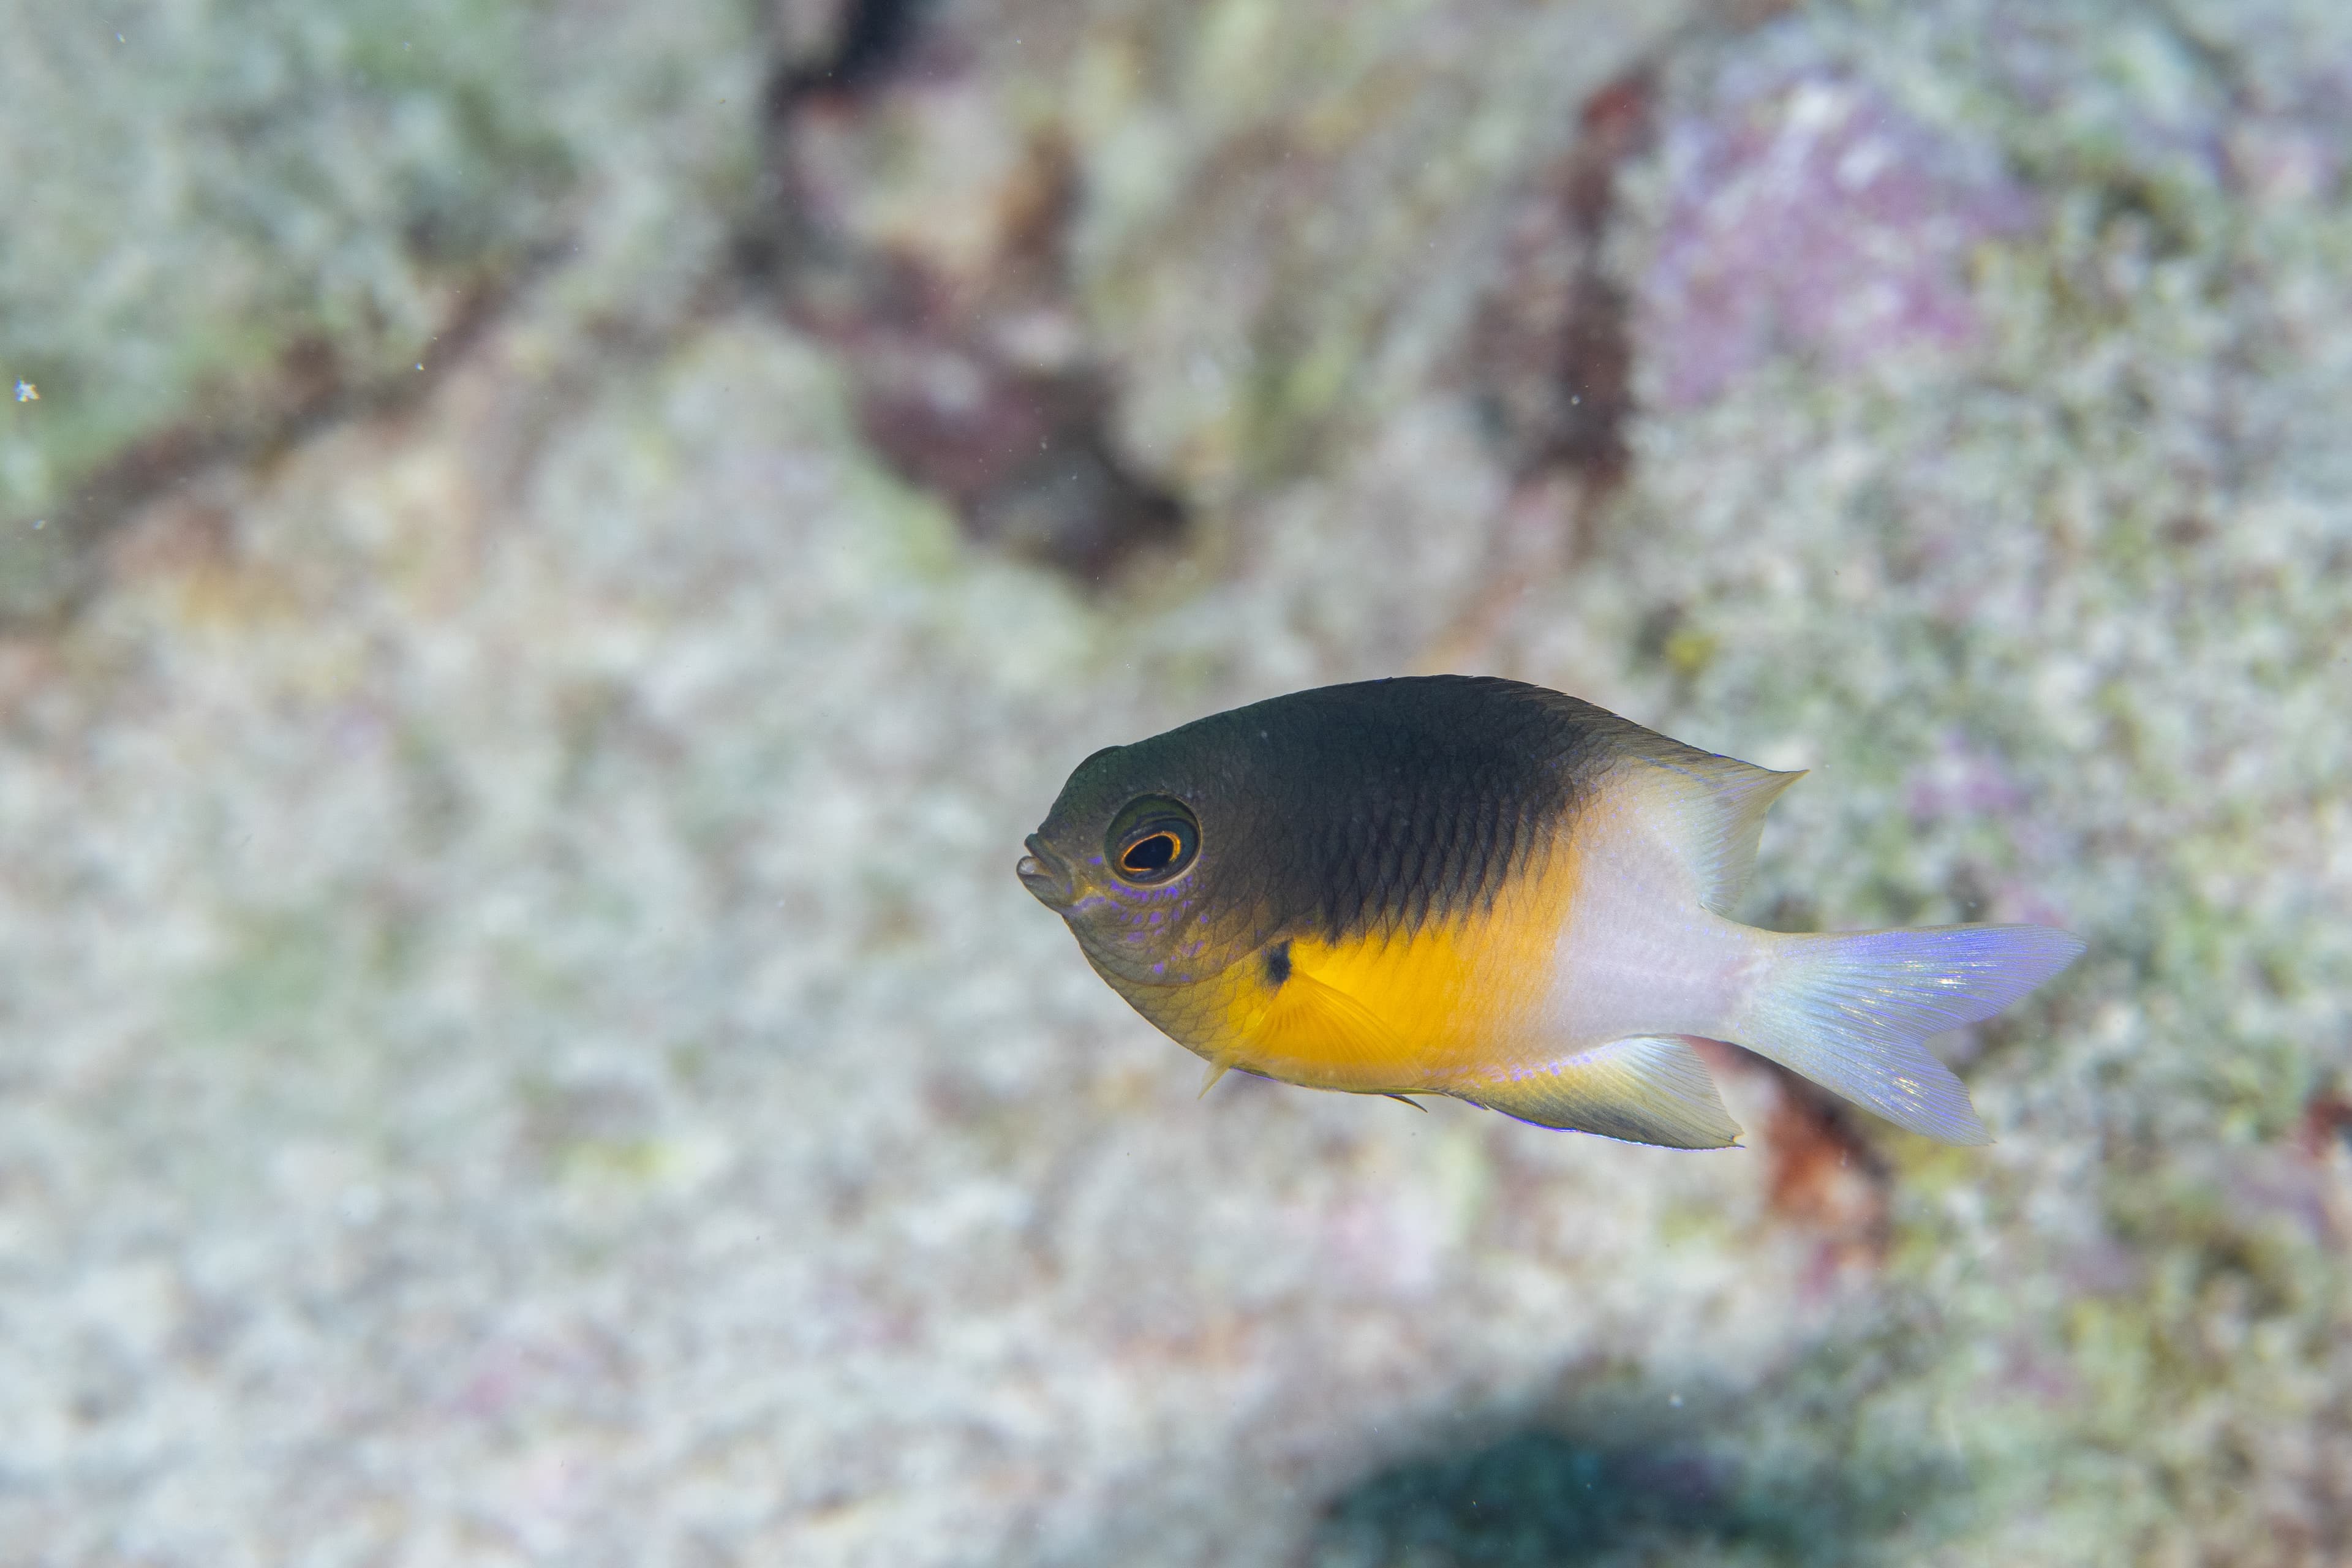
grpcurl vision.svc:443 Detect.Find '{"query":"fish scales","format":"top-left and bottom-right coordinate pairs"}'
top-left (1226, 679), bottom-right (1581, 941)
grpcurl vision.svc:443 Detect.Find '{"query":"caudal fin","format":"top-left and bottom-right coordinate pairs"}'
top-left (1732, 924), bottom-right (2085, 1144)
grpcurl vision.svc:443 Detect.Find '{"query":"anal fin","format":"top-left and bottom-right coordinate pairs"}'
top-left (1461, 1035), bottom-right (1742, 1149)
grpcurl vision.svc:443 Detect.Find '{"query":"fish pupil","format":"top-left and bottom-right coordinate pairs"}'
top-left (1122, 832), bottom-right (1177, 872)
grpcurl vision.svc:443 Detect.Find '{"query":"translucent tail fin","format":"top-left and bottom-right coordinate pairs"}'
top-left (1733, 924), bottom-right (2085, 1144)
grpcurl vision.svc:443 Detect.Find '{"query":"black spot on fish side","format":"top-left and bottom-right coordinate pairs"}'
top-left (1263, 941), bottom-right (1292, 989)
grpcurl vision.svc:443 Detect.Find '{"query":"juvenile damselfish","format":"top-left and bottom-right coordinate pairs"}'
top-left (1017, 676), bottom-right (2082, 1149)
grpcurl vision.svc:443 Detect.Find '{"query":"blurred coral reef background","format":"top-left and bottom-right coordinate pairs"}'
top-left (3, 1), bottom-right (2350, 1563)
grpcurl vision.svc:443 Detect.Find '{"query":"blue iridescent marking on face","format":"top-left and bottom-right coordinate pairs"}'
top-left (1071, 862), bottom-right (1217, 977)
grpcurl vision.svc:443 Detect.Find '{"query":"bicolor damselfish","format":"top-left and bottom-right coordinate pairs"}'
top-left (1017, 676), bottom-right (2082, 1149)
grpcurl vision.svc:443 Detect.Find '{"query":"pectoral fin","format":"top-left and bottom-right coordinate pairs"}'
top-left (1256, 962), bottom-right (1412, 1077)
top-left (1195, 945), bottom-right (1423, 1100)
top-left (1460, 1035), bottom-right (1742, 1149)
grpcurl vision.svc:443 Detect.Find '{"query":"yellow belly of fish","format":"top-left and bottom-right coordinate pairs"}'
top-left (1194, 846), bottom-right (1575, 1095)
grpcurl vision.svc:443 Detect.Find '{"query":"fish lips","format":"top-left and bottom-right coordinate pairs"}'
top-left (1017, 835), bottom-right (1076, 910)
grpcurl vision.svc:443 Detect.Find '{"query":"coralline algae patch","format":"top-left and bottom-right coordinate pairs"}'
top-left (1634, 48), bottom-right (2036, 410)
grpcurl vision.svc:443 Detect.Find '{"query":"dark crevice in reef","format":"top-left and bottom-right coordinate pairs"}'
top-left (1461, 0), bottom-right (1795, 551)
top-left (1468, 70), bottom-right (1654, 506)
top-left (1423, 67), bottom-right (1663, 662)
top-left (764, 0), bottom-right (941, 117)
top-left (1758, 1073), bottom-right (1895, 1265)
top-left (2299, 1090), bottom-right (2352, 1157)
top-left (758, 4), bottom-right (1188, 587)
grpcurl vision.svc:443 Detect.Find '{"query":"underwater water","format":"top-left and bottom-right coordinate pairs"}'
top-left (2, 1), bottom-right (2348, 1563)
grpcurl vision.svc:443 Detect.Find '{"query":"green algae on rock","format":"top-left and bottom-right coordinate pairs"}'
top-left (0, 0), bottom-right (764, 622)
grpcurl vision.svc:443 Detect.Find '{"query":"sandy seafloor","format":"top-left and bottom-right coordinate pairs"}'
top-left (2, 1), bottom-right (2350, 1564)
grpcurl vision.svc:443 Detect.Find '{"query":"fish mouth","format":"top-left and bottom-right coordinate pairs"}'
top-left (1017, 834), bottom-right (1075, 910)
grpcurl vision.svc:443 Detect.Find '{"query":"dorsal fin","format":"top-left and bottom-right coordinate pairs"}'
top-left (1513, 688), bottom-right (1801, 914)
top-left (1457, 1036), bottom-right (1741, 1148)
top-left (1624, 749), bottom-right (1804, 914)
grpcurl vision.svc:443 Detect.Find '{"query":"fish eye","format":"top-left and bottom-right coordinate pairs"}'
top-left (1106, 796), bottom-right (1199, 886)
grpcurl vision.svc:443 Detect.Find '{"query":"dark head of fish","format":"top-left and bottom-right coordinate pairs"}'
top-left (1018, 677), bottom-right (1597, 988)
top-left (1018, 724), bottom-right (1280, 990)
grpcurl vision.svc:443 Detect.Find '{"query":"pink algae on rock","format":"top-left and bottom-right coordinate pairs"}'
top-left (1637, 59), bottom-right (2037, 409)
